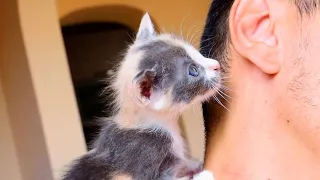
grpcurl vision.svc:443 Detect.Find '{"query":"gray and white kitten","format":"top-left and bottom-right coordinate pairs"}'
top-left (62, 13), bottom-right (219, 180)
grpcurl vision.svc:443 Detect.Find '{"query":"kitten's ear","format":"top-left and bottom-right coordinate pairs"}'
top-left (132, 69), bottom-right (157, 106)
top-left (136, 13), bottom-right (156, 41)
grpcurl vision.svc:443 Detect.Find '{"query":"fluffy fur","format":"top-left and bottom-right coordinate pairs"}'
top-left (62, 13), bottom-right (220, 180)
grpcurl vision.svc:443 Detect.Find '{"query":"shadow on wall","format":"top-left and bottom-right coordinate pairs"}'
top-left (60, 5), bottom-right (160, 32)
top-left (61, 22), bottom-right (134, 149)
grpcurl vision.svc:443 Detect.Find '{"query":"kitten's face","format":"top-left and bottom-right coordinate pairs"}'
top-left (124, 13), bottom-right (220, 112)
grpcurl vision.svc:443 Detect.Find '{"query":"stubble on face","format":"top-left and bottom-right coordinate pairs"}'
top-left (287, 19), bottom-right (319, 119)
top-left (279, 15), bottom-right (320, 155)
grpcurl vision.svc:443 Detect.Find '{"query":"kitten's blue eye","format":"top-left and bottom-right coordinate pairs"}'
top-left (188, 64), bottom-right (199, 77)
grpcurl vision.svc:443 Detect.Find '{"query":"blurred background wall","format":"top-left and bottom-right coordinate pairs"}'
top-left (0, 0), bottom-right (211, 179)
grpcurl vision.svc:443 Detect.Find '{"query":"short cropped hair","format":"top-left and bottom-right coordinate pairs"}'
top-left (200, 0), bottom-right (320, 136)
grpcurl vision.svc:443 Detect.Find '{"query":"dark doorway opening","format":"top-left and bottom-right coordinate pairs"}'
top-left (61, 22), bottom-right (135, 150)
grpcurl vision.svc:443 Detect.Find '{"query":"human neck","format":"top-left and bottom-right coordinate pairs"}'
top-left (204, 82), bottom-right (320, 180)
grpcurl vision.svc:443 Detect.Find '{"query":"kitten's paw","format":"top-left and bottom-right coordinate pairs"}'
top-left (176, 177), bottom-right (191, 180)
top-left (176, 160), bottom-right (203, 178)
top-left (193, 170), bottom-right (215, 180)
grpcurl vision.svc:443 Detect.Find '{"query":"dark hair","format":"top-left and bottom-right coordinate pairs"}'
top-left (200, 0), bottom-right (320, 138)
top-left (200, 0), bottom-right (233, 63)
top-left (200, 0), bottom-right (234, 139)
top-left (295, 0), bottom-right (319, 15)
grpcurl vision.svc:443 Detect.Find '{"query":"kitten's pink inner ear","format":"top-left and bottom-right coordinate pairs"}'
top-left (135, 69), bottom-right (156, 100)
top-left (139, 80), bottom-right (151, 99)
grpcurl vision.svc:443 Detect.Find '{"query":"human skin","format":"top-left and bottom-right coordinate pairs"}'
top-left (203, 0), bottom-right (320, 179)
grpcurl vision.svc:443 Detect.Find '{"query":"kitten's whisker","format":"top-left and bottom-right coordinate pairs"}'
top-left (219, 76), bottom-right (231, 80)
top-left (189, 22), bottom-right (206, 44)
top-left (213, 86), bottom-right (231, 103)
top-left (104, 61), bottom-right (116, 66)
top-left (219, 75), bottom-right (231, 79)
top-left (219, 84), bottom-right (233, 91)
top-left (208, 39), bottom-right (220, 57)
top-left (192, 105), bottom-right (196, 116)
top-left (189, 31), bottom-right (200, 45)
top-left (191, 32), bottom-right (204, 46)
top-left (186, 19), bottom-right (203, 44)
top-left (186, 26), bottom-right (193, 44)
top-left (213, 95), bottom-right (230, 112)
top-left (199, 42), bottom-right (213, 52)
top-left (220, 78), bottom-right (232, 82)
top-left (180, 9), bottom-right (191, 40)
top-left (199, 36), bottom-right (216, 45)
top-left (220, 78), bottom-right (231, 81)
top-left (220, 86), bottom-right (235, 94)
top-left (220, 81), bottom-right (232, 84)
top-left (198, 36), bottom-right (214, 46)
top-left (217, 87), bottom-right (234, 100)
top-left (126, 32), bottom-right (136, 42)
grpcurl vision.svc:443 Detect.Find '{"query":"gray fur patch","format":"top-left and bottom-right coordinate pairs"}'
top-left (137, 40), bottom-right (218, 103)
top-left (62, 120), bottom-right (180, 180)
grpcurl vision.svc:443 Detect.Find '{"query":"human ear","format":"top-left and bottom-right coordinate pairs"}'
top-left (229, 0), bottom-right (281, 75)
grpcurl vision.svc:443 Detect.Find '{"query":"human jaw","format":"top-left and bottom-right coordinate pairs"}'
top-left (276, 12), bottom-right (320, 157)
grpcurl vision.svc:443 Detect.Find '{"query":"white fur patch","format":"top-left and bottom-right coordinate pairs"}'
top-left (183, 44), bottom-right (220, 80)
top-left (193, 170), bottom-right (215, 180)
top-left (177, 177), bottom-right (190, 180)
top-left (155, 34), bottom-right (220, 81)
top-left (135, 112), bottom-right (186, 160)
top-left (112, 173), bottom-right (133, 180)
top-left (151, 95), bottom-right (168, 110)
top-left (136, 13), bottom-right (155, 41)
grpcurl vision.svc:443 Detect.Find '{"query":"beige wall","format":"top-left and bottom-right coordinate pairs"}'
top-left (58, 0), bottom-right (211, 48)
top-left (0, 0), bottom-right (87, 179)
top-left (0, 2), bottom-right (22, 180)
top-left (0, 72), bottom-right (22, 180)
top-left (0, 0), bottom-right (210, 179)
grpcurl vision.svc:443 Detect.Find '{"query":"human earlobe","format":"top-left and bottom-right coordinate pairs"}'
top-left (229, 0), bottom-right (281, 75)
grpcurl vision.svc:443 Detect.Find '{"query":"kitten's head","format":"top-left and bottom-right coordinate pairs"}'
top-left (114, 13), bottom-right (220, 113)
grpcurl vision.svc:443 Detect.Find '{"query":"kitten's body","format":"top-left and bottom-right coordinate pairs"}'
top-left (62, 13), bottom-right (219, 180)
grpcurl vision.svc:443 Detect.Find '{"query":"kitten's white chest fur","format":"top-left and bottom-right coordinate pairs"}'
top-left (117, 109), bottom-right (187, 159)
top-left (151, 115), bottom-right (186, 159)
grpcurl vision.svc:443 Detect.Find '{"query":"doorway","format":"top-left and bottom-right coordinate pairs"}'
top-left (61, 22), bottom-right (135, 150)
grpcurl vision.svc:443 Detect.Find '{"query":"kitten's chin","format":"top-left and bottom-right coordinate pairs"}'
top-left (192, 89), bottom-right (220, 105)
top-left (208, 78), bottom-right (221, 89)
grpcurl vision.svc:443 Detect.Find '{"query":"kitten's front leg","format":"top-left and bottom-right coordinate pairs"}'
top-left (176, 159), bottom-right (203, 179)
top-left (176, 159), bottom-right (215, 180)
top-left (176, 170), bottom-right (215, 180)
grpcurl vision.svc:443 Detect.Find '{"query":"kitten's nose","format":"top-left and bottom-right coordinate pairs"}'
top-left (209, 61), bottom-right (220, 71)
